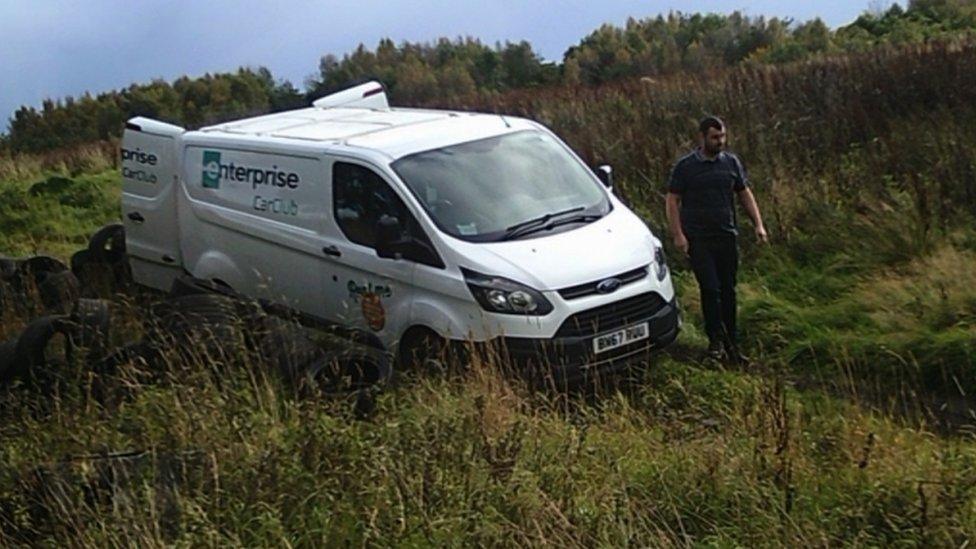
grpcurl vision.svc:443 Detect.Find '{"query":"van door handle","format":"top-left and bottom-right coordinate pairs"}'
top-left (322, 245), bottom-right (342, 257)
top-left (127, 212), bottom-right (145, 224)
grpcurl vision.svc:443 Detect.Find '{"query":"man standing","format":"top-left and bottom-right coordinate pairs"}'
top-left (665, 116), bottom-right (767, 363)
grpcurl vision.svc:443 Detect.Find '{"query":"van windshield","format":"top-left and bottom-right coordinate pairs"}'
top-left (391, 130), bottom-right (610, 242)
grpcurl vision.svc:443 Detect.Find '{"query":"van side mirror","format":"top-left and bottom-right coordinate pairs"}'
top-left (375, 214), bottom-right (445, 267)
top-left (375, 214), bottom-right (402, 259)
top-left (596, 165), bottom-right (613, 189)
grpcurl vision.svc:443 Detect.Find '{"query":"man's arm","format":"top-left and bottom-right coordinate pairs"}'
top-left (737, 187), bottom-right (768, 243)
top-left (665, 192), bottom-right (689, 255)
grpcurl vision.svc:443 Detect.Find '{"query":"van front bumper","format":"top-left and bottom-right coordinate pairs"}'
top-left (494, 294), bottom-right (679, 387)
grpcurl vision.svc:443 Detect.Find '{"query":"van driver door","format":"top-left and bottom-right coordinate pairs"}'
top-left (319, 159), bottom-right (427, 351)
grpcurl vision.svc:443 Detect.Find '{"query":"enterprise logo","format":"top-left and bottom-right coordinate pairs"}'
top-left (201, 150), bottom-right (300, 190)
top-left (202, 151), bottom-right (221, 188)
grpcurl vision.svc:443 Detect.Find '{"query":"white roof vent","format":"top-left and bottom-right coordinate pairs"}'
top-left (312, 81), bottom-right (390, 110)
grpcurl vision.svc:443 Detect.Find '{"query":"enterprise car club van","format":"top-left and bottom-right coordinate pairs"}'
top-left (121, 81), bottom-right (679, 382)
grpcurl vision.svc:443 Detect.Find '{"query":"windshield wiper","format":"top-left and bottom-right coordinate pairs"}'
top-left (501, 207), bottom-right (583, 240)
top-left (501, 208), bottom-right (603, 240)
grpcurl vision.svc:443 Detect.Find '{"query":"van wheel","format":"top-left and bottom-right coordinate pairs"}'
top-left (398, 327), bottom-right (454, 374)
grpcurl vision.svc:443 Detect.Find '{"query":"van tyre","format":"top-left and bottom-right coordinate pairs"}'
top-left (398, 327), bottom-right (462, 376)
top-left (300, 346), bottom-right (393, 397)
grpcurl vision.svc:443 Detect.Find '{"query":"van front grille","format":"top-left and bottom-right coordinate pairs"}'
top-left (557, 265), bottom-right (648, 300)
top-left (555, 292), bottom-right (666, 338)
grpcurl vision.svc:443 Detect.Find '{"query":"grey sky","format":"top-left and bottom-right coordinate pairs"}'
top-left (1, 1), bottom-right (878, 131)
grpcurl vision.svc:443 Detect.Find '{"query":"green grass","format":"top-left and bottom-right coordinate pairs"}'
top-left (0, 170), bottom-right (121, 258)
top-left (1, 354), bottom-right (973, 546)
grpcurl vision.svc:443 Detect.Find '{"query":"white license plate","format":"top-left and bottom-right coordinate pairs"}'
top-left (592, 322), bottom-right (649, 355)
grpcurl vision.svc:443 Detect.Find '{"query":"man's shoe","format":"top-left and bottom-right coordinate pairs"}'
top-left (705, 340), bottom-right (724, 361)
top-left (725, 345), bottom-right (751, 366)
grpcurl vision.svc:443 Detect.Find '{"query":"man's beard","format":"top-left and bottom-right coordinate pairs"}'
top-left (704, 143), bottom-right (724, 155)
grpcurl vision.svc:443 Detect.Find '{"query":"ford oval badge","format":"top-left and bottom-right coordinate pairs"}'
top-left (596, 277), bottom-right (621, 294)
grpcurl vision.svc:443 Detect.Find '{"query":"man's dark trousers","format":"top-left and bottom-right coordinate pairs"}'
top-left (688, 234), bottom-right (738, 346)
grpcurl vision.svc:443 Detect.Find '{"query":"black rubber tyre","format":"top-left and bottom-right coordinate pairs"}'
top-left (166, 277), bottom-right (264, 327)
top-left (0, 338), bottom-right (18, 383)
top-left (0, 257), bottom-right (21, 280)
top-left (72, 248), bottom-right (131, 294)
top-left (18, 256), bottom-right (68, 282)
top-left (154, 293), bottom-right (247, 327)
top-left (301, 345), bottom-right (393, 396)
top-left (256, 316), bottom-right (328, 383)
top-left (397, 327), bottom-right (464, 376)
top-left (67, 298), bottom-right (111, 362)
top-left (11, 256), bottom-right (69, 311)
top-left (0, 279), bottom-right (9, 313)
top-left (87, 224), bottom-right (126, 264)
top-left (148, 294), bottom-right (252, 362)
top-left (5, 315), bottom-right (71, 386)
top-left (38, 270), bottom-right (81, 313)
top-left (70, 249), bottom-right (92, 275)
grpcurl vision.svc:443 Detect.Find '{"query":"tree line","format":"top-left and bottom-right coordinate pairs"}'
top-left (3, 0), bottom-right (974, 154)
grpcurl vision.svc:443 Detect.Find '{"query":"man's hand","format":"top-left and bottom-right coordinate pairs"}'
top-left (665, 192), bottom-right (688, 256)
top-left (737, 188), bottom-right (768, 245)
top-left (755, 225), bottom-right (769, 244)
top-left (674, 233), bottom-right (689, 256)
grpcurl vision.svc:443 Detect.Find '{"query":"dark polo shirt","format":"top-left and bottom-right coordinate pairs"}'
top-left (667, 149), bottom-right (749, 238)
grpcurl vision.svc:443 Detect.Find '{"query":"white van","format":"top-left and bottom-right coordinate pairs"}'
top-left (121, 81), bottom-right (679, 383)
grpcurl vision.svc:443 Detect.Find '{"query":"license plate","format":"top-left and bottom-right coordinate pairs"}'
top-left (592, 322), bottom-right (649, 355)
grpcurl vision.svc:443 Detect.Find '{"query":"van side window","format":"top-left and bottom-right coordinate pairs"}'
top-left (333, 161), bottom-right (443, 268)
top-left (333, 162), bottom-right (407, 247)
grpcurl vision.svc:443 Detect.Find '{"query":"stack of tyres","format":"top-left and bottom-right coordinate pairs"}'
top-left (0, 299), bottom-right (111, 395)
top-left (71, 223), bottom-right (131, 297)
top-left (1, 223), bottom-right (392, 408)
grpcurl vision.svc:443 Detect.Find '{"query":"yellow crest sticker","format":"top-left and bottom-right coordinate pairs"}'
top-left (348, 281), bottom-right (392, 331)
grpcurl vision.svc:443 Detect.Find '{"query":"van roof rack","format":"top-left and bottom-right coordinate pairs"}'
top-left (312, 81), bottom-right (389, 111)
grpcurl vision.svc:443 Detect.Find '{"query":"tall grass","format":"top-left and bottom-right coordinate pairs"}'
top-left (1, 343), bottom-right (974, 546)
top-left (0, 140), bottom-right (117, 184)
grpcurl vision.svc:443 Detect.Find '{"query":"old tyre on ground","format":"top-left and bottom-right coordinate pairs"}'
top-left (87, 224), bottom-right (126, 264)
top-left (148, 293), bottom-right (254, 364)
top-left (37, 270), bottom-right (81, 313)
top-left (67, 298), bottom-right (112, 362)
top-left (0, 338), bottom-right (19, 384)
top-left (4, 315), bottom-right (72, 390)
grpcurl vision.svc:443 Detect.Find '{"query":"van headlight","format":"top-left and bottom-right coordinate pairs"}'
top-left (654, 246), bottom-right (668, 281)
top-left (461, 268), bottom-right (554, 315)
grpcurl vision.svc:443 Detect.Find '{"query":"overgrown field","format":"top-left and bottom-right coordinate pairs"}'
top-left (1, 40), bottom-right (975, 546)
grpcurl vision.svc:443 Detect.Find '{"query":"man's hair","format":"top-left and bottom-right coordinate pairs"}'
top-left (699, 116), bottom-right (725, 135)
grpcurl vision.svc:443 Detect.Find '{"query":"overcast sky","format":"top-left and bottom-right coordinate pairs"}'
top-left (1, 1), bottom-right (881, 131)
